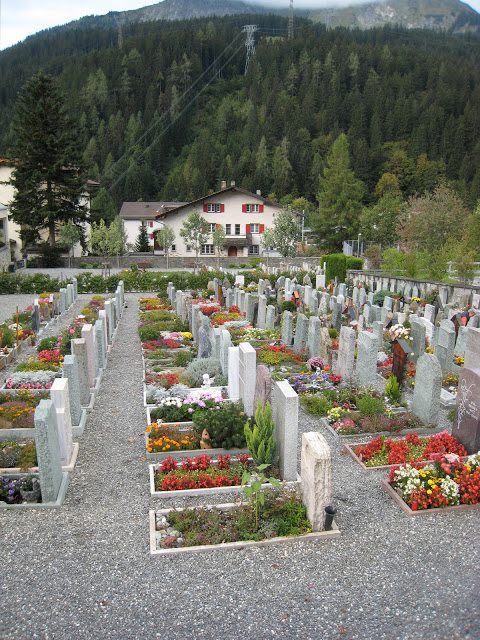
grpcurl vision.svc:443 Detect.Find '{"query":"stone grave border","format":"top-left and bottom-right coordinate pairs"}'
top-left (0, 441), bottom-right (80, 475)
top-left (148, 506), bottom-right (340, 556)
top-left (381, 479), bottom-right (480, 516)
top-left (319, 417), bottom-right (444, 442)
top-left (0, 472), bottom-right (69, 510)
top-left (343, 443), bottom-right (467, 472)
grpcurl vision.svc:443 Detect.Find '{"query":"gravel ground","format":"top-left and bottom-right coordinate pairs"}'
top-left (0, 295), bottom-right (92, 385)
top-left (0, 293), bottom-right (479, 640)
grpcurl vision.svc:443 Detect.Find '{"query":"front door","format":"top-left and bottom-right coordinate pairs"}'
top-left (228, 246), bottom-right (237, 257)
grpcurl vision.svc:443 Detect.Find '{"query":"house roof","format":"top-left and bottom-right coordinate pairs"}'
top-left (119, 201), bottom-right (187, 220)
top-left (155, 186), bottom-right (280, 220)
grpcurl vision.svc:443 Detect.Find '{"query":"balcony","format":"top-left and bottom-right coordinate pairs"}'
top-left (224, 233), bottom-right (250, 247)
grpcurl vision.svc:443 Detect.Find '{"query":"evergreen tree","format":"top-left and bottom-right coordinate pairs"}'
top-left (90, 188), bottom-right (117, 224)
top-left (135, 222), bottom-right (151, 252)
top-left (313, 134), bottom-right (365, 249)
top-left (9, 72), bottom-right (86, 246)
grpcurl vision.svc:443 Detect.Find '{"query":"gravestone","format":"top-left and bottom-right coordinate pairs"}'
top-left (410, 320), bottom-right (426, 361)
top-left (293, 314), bottom-right (309, 354)
top-left (309, 294), bottom-right (319, 315)
top-left (225, 289), bottom-right (234, 310)
top-left (352, 287), bottom-right (360, 306)
top-left (359, 288), bottom-right (367, 306)
top-left (335, 326), bottom-right (355, 382)
top-left (50, 378), bottom-right (73, 466)
top-left (265, 305), bottom-right (276, 330)
top-left (272, 380), bottom-right (298, 482)
top-left (307, 316), bottom-right (321, 359)
top-left (212, 327), bottom-right (222, 360)
top-left (253, 364), bottom-right (272, 410)
top-left (367, 292), bottom-right (374, 305)
top-left (454, 326), bottom-right (468, 357)
top-left (59, 288), bottom-right (67, 314)
top-left (454, 365), bottom-right (480, 453)
top-left (95, 319), bottom-right (106, 370)
top-left (31, 304), bottom-right (40, 334)
top-left (331, 302), bottom-right (342, 331)
top-left (464, 327), bottom-right (480, 370)
top-left (81, 324), bottom-right (96, 387)
top-left (239, 343), bottom-right (256, 417)
top-left (220, 329), bottom-right (232, 376)
top-left (281, 311), bottom-right (293, 346)
top-left (372, 321), bottom-right (384, 351)
top-left (371, 305), bottom-right (381, 322)
top-left (391, 338), bottom-right (413, 385)
top-left (411, 353), bottom-right (442, 424)
top-left (356, 331), bottom-right (378, 387)
top-left (257, 295), bottom-right (267, 329)
top-left (436, 319), bottom-right (456, 373)
top-left (316, 274), bottom-right (326, 289)
top-left (227, 346), bottom-right (240, 401)
top-left (337, 283), bottom-right (346, 297)
top-left (301, 432), bottom-right (333, 532)
top-left (34, 400), bottom-right (64, 503)
top-left (71, 339), bottom-right (91, 407)
top-left (198, 325), bottom-right (212, 359)
top-left (235, 274), bottom-right (245, 286)
top-left (304, 285), bottom-right (312, 308)
top-left (383, 296), bottom-right (393, 311)
top-left (66, 284), bottom-right (74, 308)
top-left (62, 355), bottom-right (83, 427)
top-left (319, 328), bottom-right (331, 361)
top-left (104, 301), bottom-right (114, 344)
top-left (424, 304), bottom-right (436, 325)
top-left (318, 294), bottom-right (328, 317)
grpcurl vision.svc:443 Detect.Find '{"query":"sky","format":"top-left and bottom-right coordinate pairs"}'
top-left (1, 0), bottom-right (480, 49)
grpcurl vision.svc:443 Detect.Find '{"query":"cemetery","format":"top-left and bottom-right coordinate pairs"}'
top-left (2, 265), bottom-right (480, 635)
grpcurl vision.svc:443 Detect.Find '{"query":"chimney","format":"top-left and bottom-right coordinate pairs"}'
top-left (221, 180), bottom-right (227, 190)
top-left (256, 189), bottom-right (261, 196)
top-left (230, 180), bottom-right (236, 187)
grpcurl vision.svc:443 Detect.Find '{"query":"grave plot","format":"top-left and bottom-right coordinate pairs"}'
top-left (0, 283), bottom-right (126, 507)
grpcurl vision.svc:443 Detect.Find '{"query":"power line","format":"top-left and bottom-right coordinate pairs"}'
top-left (242, 24), bottom-right (258, 75)
top-left (108, 39), bottom-right (245, 193)
top-left (288, 0), bottom-right (294, 40)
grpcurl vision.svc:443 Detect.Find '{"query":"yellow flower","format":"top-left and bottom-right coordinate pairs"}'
top-left (427, 489), bottom-right (432, 495)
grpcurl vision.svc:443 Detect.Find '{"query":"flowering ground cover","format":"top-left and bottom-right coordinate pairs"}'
top-left (389, 452), bottom-right (480, 511)
top-left (146, 422), bottom-right (198, 453)
top-left (153, 453), bottom-right (252, 491)
top-left (0, 390), bottom-right (49, 429)
top-left (354, 432), bottom-right (467, 467)
top-left (257, 344), bottom-right (306, 367)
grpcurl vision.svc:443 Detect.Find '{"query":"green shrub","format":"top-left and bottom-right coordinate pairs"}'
top-left (37, 337), bottom-right (58, 352)
top-left (323, 253), bottom-right (347, 283)
top-left (300, 394), bottom-right (333, 416)
top-left (0, 326), bottom-right (15, 348)
top-left (173, 350), bottom-right (193, 367)
top-left (192, 401), bottom-right (247, 449)
top-left (356, 394), bottom-right (385, 416)
top-left (180, 357), bottom-right (223, 387)
top-left (346, 256), bottom-right (363, 271)
top-left (385, 376), bottom-right (402, 404)
top-left (373, 289), bottom-right (391, 306)
top-left (281, 301), bottom-right (296, 312)
top-left (328, 328), bottom-right (338, 339)
top-left (244, 402), bottom-right (277, 466)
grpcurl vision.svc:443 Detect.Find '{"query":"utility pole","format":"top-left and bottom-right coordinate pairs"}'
top-left (242, 25), bottom-right (258, 75)
top-left (115, 17), bottom-right (123, 49)
top-left (288, 0), bottom-right (294, 40)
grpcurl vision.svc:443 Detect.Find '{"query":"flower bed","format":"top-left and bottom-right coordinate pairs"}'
top-left (150, 453), bottom-right (253, 496)
top-left (257, 344), bottom-right (305, 367)
top-left (384, 452), bottom-right (480, 513)
top-left (0, 390), bottom-right (48, 430)
top-left (150, 490), bottom-right (315, 552)
top-left (345, 432), bottom-right (467, 470)
top-left (1, 474), bottom-right (41, 504)
top-left (4, 370), bottom-right (57, 390)
top-left (139, 298), bottom-right (173, 311)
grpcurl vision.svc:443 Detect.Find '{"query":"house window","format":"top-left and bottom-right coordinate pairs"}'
top-left (225, 224), bottom-right (232, 235)
top-left (201, 244), bottom-right (214, 255)
top-left (248, 245), bottom-right (260, 255)
top-left (246, 204), bottom-right (260, 213)
top-left (186, 245), bottom-right (192, 252)
top-left (171, 244), bottom-right (176, 252)
top-left (207, 203), bottom-right (221, 213)
top-left (148, 221), bottom-right (154, 228)
top-left (207, 223), bottom-right (216, 233)
top-left (235, 224), bottom-right (241, 235)
top-left (250, 223), bottom-right (260, 234)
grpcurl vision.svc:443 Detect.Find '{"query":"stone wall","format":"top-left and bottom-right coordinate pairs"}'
top-left (348, 270), bottom-right (480, 307)
top-left (71, 255), bottom-right (322, 270)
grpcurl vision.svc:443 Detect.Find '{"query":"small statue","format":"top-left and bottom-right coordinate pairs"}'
top-left (201, 373), bottom-right (214, 388)
top-left (200, 429), bottom-right (211, 449)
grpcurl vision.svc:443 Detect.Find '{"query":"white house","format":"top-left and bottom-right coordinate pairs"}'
top-left (0, 157), bottom-right (94, 260)
top-left (0, 205), bottom-right (10, 270)
top-left (153, 183), bottom-right (282, 258)
top-left (119, 201), bottom-right (186, 251)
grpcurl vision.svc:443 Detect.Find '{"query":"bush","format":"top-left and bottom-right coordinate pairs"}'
top-left (385, 376), bottom-right (402, 404)
top-left (180, 358), bottom-right (223, 387)
top-left (328, 328), bottom-right (338, 339)
top-left (37, 337), bottom-right (58, 352)
top-left (373, 290), bottom-right (392, 306)
top-left (346, 256), bottom-right (363, 271)
top-left (356, 394), bottom-right (385, 416)
top-left (281, 301), bottom-right (296, 312)
top-left (0, 326), bottom-right (15, 348)
top-left (173, 350), bottom-right (193, 367)
top-left (323, 253), bottom-right (347, 283)
top-left (244, 401), bottom-right (277, 466)
top-left (300, 394), bottom-right (333, 416)
top-left (192, 401), bottom-right (247, 449)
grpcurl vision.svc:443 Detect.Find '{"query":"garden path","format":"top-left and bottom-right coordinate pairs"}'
top-left (0, 294), bottom-right (478, 640)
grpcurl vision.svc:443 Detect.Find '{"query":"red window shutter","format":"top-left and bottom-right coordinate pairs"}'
top-left (259, 204), bottom-right (264, 213)
top-left (149, 233), bottom-right (154, 239)
top-left (242, 204), bottom-right (247, 213)
top-left (149, 221), bottom-right (153, 228)
top-left (220, 203), bottom-right (225, 213)
top-left (260, 224), bottom-right (265, 233)
top-left (203, 203), bottom-right (208, 213)
top-left (246, 224), bottom-right (251, 233)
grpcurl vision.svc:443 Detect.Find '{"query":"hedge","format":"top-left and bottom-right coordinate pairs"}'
top-left (321, 254), bottom-right (363, 284)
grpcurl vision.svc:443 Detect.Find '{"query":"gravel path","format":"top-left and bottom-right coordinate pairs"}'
top-left (0, 293), bottom-right (479, 640)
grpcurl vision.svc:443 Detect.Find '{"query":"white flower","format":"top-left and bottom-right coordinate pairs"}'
top-left (440, 477), bottom-right (460, 505)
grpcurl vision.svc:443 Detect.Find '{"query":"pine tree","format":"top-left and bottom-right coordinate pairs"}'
top-left (135, 222), bottom-right (150, 252)
top-left (9, 72), bottom-right (87, 246)
top-left (313, 133), bottom-right (365, 250)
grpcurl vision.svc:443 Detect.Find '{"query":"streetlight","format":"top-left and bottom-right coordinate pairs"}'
top-left (357, 233), bottom-right (362, 257)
